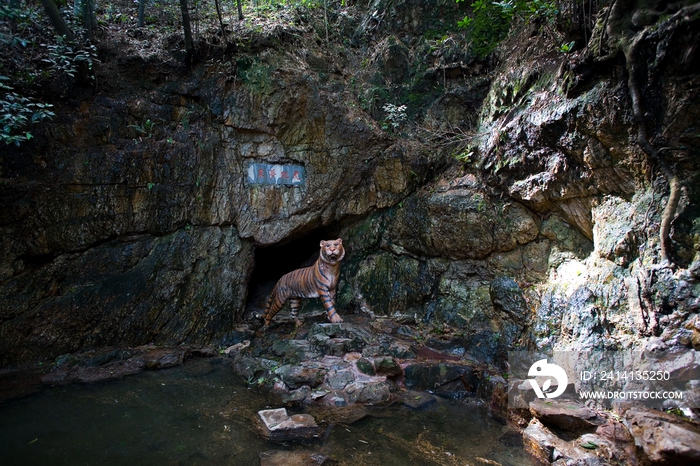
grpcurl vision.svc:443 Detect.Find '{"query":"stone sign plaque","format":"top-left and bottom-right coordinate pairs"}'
top-left (247, 163), bottom-right (305, 186)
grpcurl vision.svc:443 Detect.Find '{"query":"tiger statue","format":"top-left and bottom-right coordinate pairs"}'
top-left (263, 239), bottom-right (345, 326)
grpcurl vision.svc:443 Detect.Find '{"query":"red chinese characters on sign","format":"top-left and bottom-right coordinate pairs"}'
top-left (247, 163), bottom-right (305, 185)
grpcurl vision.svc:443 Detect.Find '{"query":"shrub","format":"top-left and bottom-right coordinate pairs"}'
top-left (456, 0), bottom-right (558, 57)
top-left (1, 77), bottom-right (54, 146)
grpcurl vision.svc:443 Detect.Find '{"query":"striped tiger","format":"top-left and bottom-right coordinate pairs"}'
top-left (263, 239), bottom-right (345, 326)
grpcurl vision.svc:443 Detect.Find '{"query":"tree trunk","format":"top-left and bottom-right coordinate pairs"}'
top-left (39, 0), bottom-right (75, 41)
top-left (40, 0), bottom-right (93, 83)
top-left (214, 0), bottom-right (227, 44)
top-left (179, 0), bottom-right (195, 63)
top-left (81, 0), bottom-right (96, 41)
top-left (138, 0), bottom-right (147, 27)
top-left (237, 0), bottom-right (244, 21)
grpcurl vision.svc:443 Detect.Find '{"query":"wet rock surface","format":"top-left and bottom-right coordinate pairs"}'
top-left (219, 314), bottom-right (539, 457)
top-left (224, 315), bottom-right (498, 412)
top-left (39, 345), bottom-right (206, 385)
top-left (524, 418), bottom-right (602, 466)
top-left (1, 311), bottom-right (697, 466)
top-left (0, 344), bottom-right (217, 402)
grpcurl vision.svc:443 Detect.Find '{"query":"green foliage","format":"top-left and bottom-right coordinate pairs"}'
top-left (101, 3), bottom-right (132, 25)
top-left (456, 0), bottom-right (558, 57)
top-left (2, 1), bottom-right (99, 91)
top-left (42, 35), bottom-right (98, 80)
top-left (0, 77), bottom-right (54, 146)
top-left (456, 0), bottom-right (515, 57)
top-left (128, 119), bottom-right (155, 138)
top-left (0, 4), bottom-right (24, 22)
top-left (382, 103), bottom-right (407, 131)
top-left (356, 83), bottom-right (389, 115)
top-left (454, 149), bottom-right (474, 163)
top-left (559, 40), bottom-right (575, 53)
top-left (289, 0), bottom-right (322, 8)
top-left (237, 57), bottom-right (274, 94)
top-left (580, 440), bottom-right (598, 450)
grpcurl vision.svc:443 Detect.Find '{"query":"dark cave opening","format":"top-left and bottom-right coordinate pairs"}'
top-left (244, 227), bottom-right (339, 317)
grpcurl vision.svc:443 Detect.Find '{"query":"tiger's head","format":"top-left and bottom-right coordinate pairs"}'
top-left (320, 239), bottom-right (345, 265)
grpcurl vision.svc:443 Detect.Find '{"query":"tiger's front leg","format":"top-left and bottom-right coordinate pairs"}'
top-left (320, 288), bottom-right (343, 323)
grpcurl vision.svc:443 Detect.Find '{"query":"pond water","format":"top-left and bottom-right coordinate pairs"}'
top-left (0, 359), bottom-right (531, 466)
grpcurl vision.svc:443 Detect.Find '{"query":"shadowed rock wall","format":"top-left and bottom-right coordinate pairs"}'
top-left (0, 47), bottom-right (434, 367)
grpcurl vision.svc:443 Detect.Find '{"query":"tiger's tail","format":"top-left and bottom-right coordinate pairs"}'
top-left (263, 290), bottom-right (285, 326)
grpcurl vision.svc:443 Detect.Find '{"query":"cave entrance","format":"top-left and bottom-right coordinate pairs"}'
top-left (245, 227), bottom-right (338, 318)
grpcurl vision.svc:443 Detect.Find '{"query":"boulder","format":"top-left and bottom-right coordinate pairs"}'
top-left (523, 419), bottom-right (605, 465)
top-left (315, 338), bottom-right (363, 356)
top-left (307, 323), bottom-right (374, 347)
top-left (275, 363), bottom-right (327, 390)
top-left (270, 340), bottom-right (322, 364)
top-left (622, 406), bottom-right (700, 465)
top-left (373, 356), bottom-right (402, 377)
top-left (343, 379), bottom-right (394, 405)
top-left (232, 356), bottom-right (279, 385)
top-left (326, 369), bottom-right (355, 390)
top-left (529, 399), bottom-right (605, 432)
top-left (355, 357), bottom-right (375, 375)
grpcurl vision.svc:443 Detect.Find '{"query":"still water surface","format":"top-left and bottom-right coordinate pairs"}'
top-left (0, 359), bottom-right (530, 465)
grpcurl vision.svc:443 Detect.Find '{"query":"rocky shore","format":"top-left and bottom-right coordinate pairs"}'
top-left (3, 311), bottom-right (696, 465)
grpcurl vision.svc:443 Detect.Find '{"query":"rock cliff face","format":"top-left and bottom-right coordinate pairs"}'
top-left (1, 1), bottom-right (453, 366)
top-left (336, 1), bottom-right (700, 361)
top-left (1, 0), bottom-right (699, 369)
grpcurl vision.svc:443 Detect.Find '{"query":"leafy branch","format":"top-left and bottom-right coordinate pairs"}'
top-left (0, 76), bottom-right (55, 146)
top-left (42, 35), bottom-right (98, 80)
top-left (382, 103), bottom-right (407, 131)
top-left (456, 0), bottom-right (558, 57)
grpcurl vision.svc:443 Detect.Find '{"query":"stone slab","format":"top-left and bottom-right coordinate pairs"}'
top-left (257, 408), bottom-right (322, 442)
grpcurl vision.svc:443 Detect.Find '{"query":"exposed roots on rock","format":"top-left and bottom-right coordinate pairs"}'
top-left (634, 267), bottom-right (660, 337)
top-left (624, 37), bottom-right (681, 266)
top-left (600, 1), bottom-right (700, 337)
top-left (604, 2), bottom-right (700, 267)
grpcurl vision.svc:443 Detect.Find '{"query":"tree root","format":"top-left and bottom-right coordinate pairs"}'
top-left (635, 267), bottom-right (660, 337)
top-left (624, 39), bottom-right (681, 266)
top-left (602, 3), bottom-right (697, 337)
top-left (605, 1), bottom-right (693, 267)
